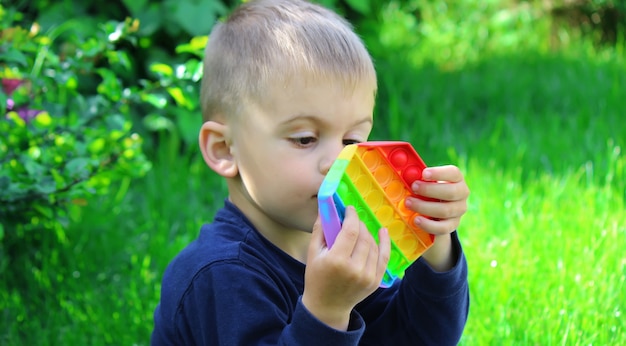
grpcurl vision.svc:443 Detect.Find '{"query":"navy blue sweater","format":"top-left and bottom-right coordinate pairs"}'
top-left (152, 200), bottom-right (469, 345)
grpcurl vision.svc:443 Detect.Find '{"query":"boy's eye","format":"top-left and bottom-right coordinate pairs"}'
top-left (343, 139), bottom-right (361, 146)
top-left (289, 136), bottom-right (317, 147)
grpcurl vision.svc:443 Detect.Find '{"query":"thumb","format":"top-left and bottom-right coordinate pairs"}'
top-left (309, 216), bottom-right (327, 254)
top-left (376, 227), bottom-right (391, 280)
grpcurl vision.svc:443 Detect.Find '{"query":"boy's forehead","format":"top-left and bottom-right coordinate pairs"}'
top-left (246, 74), bottom-right (376, 122)
top-left (262, 71), bottom-right (377, 98)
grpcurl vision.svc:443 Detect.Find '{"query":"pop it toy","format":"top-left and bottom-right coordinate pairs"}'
top-left (317, 141), bottom-right (435, 287)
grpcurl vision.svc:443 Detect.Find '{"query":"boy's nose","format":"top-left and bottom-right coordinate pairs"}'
top-left (320, 158), bottom-right (333, 176)
top-left (319, 143), bottom-right (345, 175)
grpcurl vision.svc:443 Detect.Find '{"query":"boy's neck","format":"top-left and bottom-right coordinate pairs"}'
top-left (227, 194), bottom-right (312, 264)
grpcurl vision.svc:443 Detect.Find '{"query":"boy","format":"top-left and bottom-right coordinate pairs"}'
top-left (152, 0), bottom-right (470, 345)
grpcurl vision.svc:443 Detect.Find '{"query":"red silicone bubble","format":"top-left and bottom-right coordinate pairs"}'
top-left (402, 165), bottom-right (422, 184)
top-left (388, 148), bottom-right (409, 169)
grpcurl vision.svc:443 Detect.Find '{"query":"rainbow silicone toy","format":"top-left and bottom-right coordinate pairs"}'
top-left (317, 141), bottom-right (435, 287)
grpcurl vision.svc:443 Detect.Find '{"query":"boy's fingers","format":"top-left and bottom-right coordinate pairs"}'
top-left (330, 206), bottom-right (360, 255)
top-left (422, 165), bottom-right (463, 183)
top-left (351, 221), bottom-right (373, 266)
top-left (408, 198), bottom-right (467, 220)
top-left (412, 181), bottom-right (468, 202)
top-left (415, 215), bottom-right (461, 236)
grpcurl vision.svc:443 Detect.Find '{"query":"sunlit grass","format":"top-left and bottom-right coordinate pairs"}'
top-left (459, 146), bottom-right (625, 345)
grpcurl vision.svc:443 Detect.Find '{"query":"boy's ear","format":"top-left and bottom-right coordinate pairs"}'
top-left (199, 121), bottom-right (238, 178)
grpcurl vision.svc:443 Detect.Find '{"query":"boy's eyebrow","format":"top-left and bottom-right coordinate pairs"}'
top-left (280, 114), bottom-right (372, 127)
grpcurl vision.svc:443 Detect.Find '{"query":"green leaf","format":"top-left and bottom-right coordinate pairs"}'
top-left (141, 93), bottom-right (168, 109)
top-left (345, 0), bottom-right (371, 15)
top-left (143, 113), bottom-right (174, 131)
top-left (169, 0), bottom-right (227, 37)
top-left (34, 178), bottom-right (58, 195)
top-left (176, 109), bottom-right (200, 145)
top-left (121, 0), bottom-right (148, 17)
top-left (0, 48), bottom-right (29, 66)
top-left (135, 3), bottom-right (162, 36)
top-left (175, 36), bottom-right (208, 57)
top-left (107, 50), bottom-right (133, 72)
top-left (21, 155), bottom-right (46, 177)
top-left (33, 203), bottom-right (54, 219)
top-left (0, 92), bottom-right (7, 115)
top-left (96, 68), bottom-right (122, 101)
top-left (65, 158), bottom-right (90, 179)
top-left (32, 112), bottom-right (53, 128)
top-left (104, 114), bottom-right (130, 132)
top-left (167, 87), bottom-right (187, 108)
top-left (88, 138), bottom-right (106, 154)
top-left (50, 169), bottom-right (66, 188)
top-left (178, 60), bottom-right (203, 81)
top-left (150, 63), bottom-right (174, 77)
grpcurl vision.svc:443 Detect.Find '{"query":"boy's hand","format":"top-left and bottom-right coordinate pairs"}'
top-left (302, 207), bottom-right (390, 331)
top-left (405, 165), bottom-right (469, 271)
top-left (406, 165), bottom-right (469, 235)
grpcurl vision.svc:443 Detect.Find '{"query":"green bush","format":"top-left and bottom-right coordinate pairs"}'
top-left (134, 35), bottom-right (206, 148)
top-left (0, 6), bottom-right (151, 282)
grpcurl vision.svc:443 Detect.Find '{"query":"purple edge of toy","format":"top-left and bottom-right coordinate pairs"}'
top-left (318, 194), bottom-right (341, 249)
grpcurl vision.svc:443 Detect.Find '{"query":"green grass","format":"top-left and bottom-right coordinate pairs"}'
top-left (2, 1), bottom-right (626, 345)
top-left (460, 150), bottom-right (625, 345)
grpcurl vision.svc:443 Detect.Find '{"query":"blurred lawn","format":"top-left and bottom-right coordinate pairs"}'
top-left (2, 1), bottom-right (625, 345)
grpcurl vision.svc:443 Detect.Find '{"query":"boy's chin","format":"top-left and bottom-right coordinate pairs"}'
top-left (298, 218), bottom-right (317, 234)
top-left (296, 221), bottom-right (315, 234)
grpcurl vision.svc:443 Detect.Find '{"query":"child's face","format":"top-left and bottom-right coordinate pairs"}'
top-left (228, 78), bottom-right (375, 235)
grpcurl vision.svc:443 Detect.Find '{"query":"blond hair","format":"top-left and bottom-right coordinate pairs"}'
top-left (200, 0), bottom-right (377, 122)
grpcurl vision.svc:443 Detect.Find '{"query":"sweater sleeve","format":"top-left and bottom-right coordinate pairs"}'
top-left (356, 231), bottom-right (469, 346)
top-left (166, 261), bottom-right (365, 346)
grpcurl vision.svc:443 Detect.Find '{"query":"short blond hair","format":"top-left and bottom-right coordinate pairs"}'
top-left (200, 0), bottom-right (377, 122)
